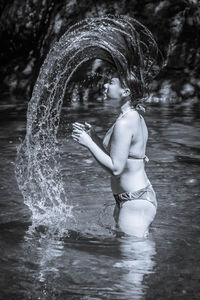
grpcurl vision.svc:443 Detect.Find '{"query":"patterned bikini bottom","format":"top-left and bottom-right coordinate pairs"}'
top-left (113, 181), bottom-right (157, 210)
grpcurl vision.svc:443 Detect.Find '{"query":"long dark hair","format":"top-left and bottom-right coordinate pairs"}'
top-left (107, 15), bottom-right (164, 110)
top-left (94, 15), bottom-right (164, 109)
top-left (63, 15), bottom-right (164, 110)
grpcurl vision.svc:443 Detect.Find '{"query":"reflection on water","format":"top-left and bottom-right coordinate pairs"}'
top-left (114, 236), bottom-right (156, 300)
top-left (21, 231), bottom-right (156, 300)
top-left (0, 101), bottom-right (200, 299)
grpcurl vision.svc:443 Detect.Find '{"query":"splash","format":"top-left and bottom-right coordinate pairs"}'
top-left (15, 15), bottom-right (162, 236)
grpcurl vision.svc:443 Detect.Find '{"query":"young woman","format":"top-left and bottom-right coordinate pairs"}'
top-left (72, 76), bottom-right (157, 238)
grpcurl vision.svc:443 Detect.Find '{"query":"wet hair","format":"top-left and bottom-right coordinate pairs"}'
top-left (92, 15), bottom-right (164, 110)
top-left (108, 16), bottom-right (164, 110)
top-left (64, 15), bottom-right (164, 110)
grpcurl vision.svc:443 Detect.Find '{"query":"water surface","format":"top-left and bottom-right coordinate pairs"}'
top-left (0, 100), bottom-right (199, 300)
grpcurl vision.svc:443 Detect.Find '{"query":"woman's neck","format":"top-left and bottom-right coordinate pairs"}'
top-left (120, 100), bottom-right (132, 113)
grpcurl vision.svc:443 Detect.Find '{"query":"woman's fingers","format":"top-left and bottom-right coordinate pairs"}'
top-left (73, 124), bottom-right (86, 131)
top-left (73, 122), bottom-right (85, 127)
top-left (84, 122), bottom-right (91, 128)
top-left (72, 133), bottom-right (79, 141)
top-left (73, 124), bottom-right (84, 130)
top-left (75, 122), bottom-right (84, 125)
top-left (72, 128), bottom-right (82, 133)
top-left (73, 122), bottom-right (92, 134)
top-left (85, 123), bottom-right (92, 130)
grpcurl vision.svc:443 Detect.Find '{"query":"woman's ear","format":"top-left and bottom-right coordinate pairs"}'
top-left (122, 88), bottom-right (130, 97)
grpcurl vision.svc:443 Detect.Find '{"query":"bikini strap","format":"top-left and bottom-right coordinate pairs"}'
top-left (117, 107), bottom-right (137, 120)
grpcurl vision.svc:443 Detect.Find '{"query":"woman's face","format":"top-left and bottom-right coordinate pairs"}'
top-left (103, 77), bottom-right (125, 100)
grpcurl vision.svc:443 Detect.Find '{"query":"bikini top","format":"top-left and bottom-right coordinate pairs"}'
top-left (102, 108), bottom-right (149, 163)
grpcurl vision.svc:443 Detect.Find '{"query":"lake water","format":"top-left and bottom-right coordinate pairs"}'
top-left (0, 98), bottom-right (199, 300)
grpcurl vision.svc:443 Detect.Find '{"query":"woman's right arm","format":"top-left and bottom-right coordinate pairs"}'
top-left (73, 122), bottom-right (106, 152)
top-left (90, 132), bottom-right (105, 151)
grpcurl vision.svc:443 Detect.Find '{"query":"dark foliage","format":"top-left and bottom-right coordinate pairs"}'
top-left (0, 0), bottom-right (199, 103)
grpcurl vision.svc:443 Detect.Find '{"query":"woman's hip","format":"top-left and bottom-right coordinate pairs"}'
top-left (113, 180), bottom-right (157, 210)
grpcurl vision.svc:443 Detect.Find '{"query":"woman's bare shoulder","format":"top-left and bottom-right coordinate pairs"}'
top-left (120, 110), bottom-right (140, 123)
top-left (115, 110), bottom-right (140, 130)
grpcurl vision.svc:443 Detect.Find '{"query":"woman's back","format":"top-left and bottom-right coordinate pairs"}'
top-left (128, 111), bottom-right (148, 158)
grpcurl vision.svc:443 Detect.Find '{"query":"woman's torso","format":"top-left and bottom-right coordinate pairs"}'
top-left (103, 109), bottom-right (150, 194)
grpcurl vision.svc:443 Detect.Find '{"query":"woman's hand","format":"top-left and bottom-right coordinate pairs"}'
top-left (72, 122), bottom-right (93, 148)
top-left (84, 122), bottom-right (97, 139)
